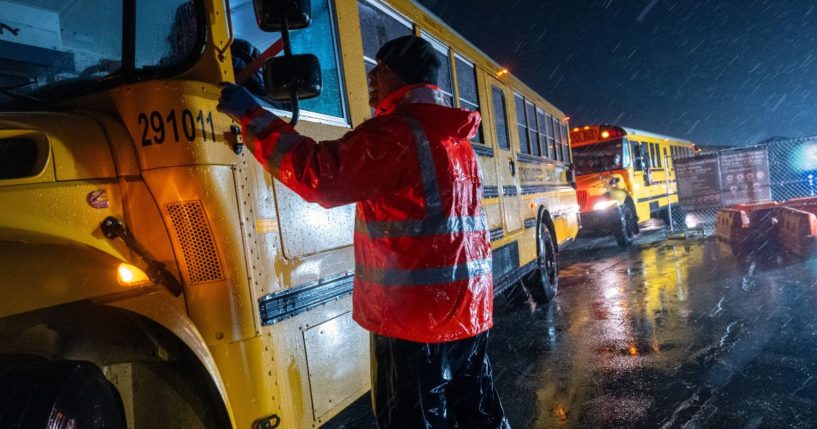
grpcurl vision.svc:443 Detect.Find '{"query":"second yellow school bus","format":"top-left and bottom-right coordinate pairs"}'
top-left (570, 125), bottom-right (696, 246)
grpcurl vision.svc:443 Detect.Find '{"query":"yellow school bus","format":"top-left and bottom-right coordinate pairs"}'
top-left (0, 0), bottom-right (577, 427)
top-left (569, 125), bottom-right (695, 246)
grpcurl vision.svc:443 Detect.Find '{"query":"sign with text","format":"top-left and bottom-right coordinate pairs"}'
top-left (719, 147), bottom-right (771, 205)
top-left (675, 154), bottom-right (723, 209)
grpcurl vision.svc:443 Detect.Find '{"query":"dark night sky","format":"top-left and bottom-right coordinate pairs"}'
top-left (416, 0), bottom-right (817, 147)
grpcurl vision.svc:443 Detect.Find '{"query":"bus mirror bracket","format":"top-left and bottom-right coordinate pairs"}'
top-left (566, 162), bottom-right (577, 189)
top-left (253, 0), bottom-right (311, 31)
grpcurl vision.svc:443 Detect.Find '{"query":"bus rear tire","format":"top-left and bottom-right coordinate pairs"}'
top-left (615, 203), bottom-right (637, 247)
top-left (525, 215), bottom-right (559, 304)
top-left (0, 359), bottom-right (126, 429)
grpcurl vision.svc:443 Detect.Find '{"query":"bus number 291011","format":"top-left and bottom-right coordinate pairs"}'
top-left (138, 109), bottom-right (216, 146)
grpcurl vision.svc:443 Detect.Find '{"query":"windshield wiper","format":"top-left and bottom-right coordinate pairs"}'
top-left (0, 86), bottom-right (51, 108)
top-left (0, 78), bottom-right (37, 92)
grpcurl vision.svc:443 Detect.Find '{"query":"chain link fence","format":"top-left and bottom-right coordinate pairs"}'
top-left (668, 136), bottom-right (817, 234)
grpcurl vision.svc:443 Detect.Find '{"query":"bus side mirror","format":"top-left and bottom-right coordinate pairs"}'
top-left (566, 163), bottom-right (577, 189)
top-left (254, 0), bottom-right (311, 31)
top-left (253, 0), bottom-right (317, 125)
top-left (263, 54), bottom-right (322, 101)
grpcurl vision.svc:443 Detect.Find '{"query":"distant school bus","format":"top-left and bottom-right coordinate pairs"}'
top-left (0, 0), bottom-right (578, 427)
top-left (569, 125), bottom-right (696, 246)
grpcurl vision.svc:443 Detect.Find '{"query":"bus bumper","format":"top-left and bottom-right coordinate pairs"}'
top-left (579, 206), bottom-right (622, 237)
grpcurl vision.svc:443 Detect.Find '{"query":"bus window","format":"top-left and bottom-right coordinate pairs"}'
top-left (231, 0), bottom-right (346, 122)
top-left (632, 141), bottom-right (644, 171)
top-left (492, 87), bottom-right (510, 150)
top-left (663, 147), bottom-right (669, 168)
top-left (358, 0), bottom-right (412, 75)
top-left (648, 143), bottom-right (655, 168)
top-left (655, 144), bottom-right (662, 167)
top-left (656, 144), bottom-right (662, 167)
top-left (139, 0), bottom-right (198, 69)
top-left (622, 138), bottom-right (632, 168)
top-left (514, 94), bottom-right (530, 154)
top-left (560, 122), bottom-right (570, 162)
top-left (545, 113), bottom-right (556, 160)
top-left (455, 55), bottom-right (483, 143)
top-left (536, 107), bottom-right (548, 158)
top-left (572, 139), bottom-right (625, 174)
top-left (553, 116), bottom-right (564, 161)
top-left (421, 33), bottom-right (454, 106)
top-left (526, 101), bottom-right (540, 156)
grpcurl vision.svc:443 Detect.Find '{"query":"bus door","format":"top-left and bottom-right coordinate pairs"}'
top-left (630, 139), bottom-right (654, 220)
top-left (631, 140), bottom-right (651, 187)
top-left (486, 79), bottom-right (523, 234)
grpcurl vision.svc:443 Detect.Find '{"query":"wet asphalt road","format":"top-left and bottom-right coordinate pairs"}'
top-left (326, 229), bottom-right (817, 428)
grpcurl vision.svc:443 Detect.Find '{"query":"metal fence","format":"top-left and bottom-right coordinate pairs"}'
top-left (668, 136), bottom-right (817, 234)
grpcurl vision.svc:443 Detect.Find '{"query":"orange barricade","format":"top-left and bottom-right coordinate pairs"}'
top-left (776, 207), bottom-right (817, 257)
top-left (716, 208), bottom-right (750, 243)
top-left (784, 196), bottom-right (817, 215)
top-left (716, 202), bottom-right (779, 253)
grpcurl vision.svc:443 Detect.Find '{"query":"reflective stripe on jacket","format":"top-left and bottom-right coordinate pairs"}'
top-left (240, 84), bottom-right (492, 342)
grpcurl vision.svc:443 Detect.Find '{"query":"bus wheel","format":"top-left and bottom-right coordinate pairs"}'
top-left (526, 218), bottom-right (559, 304)
top-left (0, 360), bottom-right (126, 429)
top-left (615, 203), bottom-right (637, 247)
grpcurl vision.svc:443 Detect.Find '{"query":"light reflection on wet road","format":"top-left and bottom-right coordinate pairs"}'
top-left (327, 231), bottom-right (817, 428)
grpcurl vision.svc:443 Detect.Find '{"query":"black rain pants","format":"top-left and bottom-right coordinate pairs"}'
top-left (371, 331), bottom-right (510, 429)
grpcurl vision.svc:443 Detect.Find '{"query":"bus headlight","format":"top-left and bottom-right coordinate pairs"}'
top-left (592, 200), bottom-right (619, 211)
top-left (117, 263), bottom-right (151, 287)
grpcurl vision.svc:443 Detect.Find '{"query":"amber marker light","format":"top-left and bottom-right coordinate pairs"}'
top-left (117, 263), bottom-right (151, 287)
top-left (496, 68), bottom-right (509, 77)
top-left (601, 131), bottom-right (610, 139)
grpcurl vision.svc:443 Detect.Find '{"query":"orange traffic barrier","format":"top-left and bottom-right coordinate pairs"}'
top-left (784, 196), bottom-right (817, 216)
top-left (776, 207), bottom-right (817, 257)
top-left (716, 202), bottom-right (779, 254)
top-left (716, 208), bottom-right (750, 244)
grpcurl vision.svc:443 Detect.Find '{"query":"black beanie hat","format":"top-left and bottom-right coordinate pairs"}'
top-left (375, 36), bottom-right (441, 85)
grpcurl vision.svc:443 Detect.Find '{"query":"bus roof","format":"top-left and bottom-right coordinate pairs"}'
top-left (619, 126), bottom-right (695, 145)
top-left (572, 124), bottom-right (695, 146)
top-left (402, 0), bottom-right (566, 117)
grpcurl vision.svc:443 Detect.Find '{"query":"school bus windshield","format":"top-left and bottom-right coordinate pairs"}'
top-left (573, 139), bottom-right (628, 174)
top-left (0, 0), bottom-right (201, 105)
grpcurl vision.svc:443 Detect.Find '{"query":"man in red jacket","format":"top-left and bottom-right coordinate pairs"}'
top-left (218, 36), bottom-right (508, 428)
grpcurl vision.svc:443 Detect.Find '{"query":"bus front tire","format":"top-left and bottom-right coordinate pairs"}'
top-left (0, 359), bottom-right (126, 429)
top-left (615, 203), bottom-right (637, 247)
top-left (525, 217), bottom-right (559, 304)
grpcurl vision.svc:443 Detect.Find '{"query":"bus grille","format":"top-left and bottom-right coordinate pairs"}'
top-left (577, 191), bottom-right (588, 210)
top-left (166, 201), bottom-right (224, 284)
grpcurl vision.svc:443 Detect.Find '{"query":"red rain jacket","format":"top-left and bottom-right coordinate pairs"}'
top-left (240, 84), bottom-right (492, 342)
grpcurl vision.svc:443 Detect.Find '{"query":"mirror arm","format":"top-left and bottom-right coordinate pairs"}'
top-left (280, 16), bottom-right (301, 126)
top-left (289, 87), bottom-right (300, 127)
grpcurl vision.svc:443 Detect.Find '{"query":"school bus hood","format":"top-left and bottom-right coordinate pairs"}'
top-left (576, 172), bottom-right (614, 192)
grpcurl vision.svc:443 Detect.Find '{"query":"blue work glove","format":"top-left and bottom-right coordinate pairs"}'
top-left (217, 82), bottom-right (264, 121)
